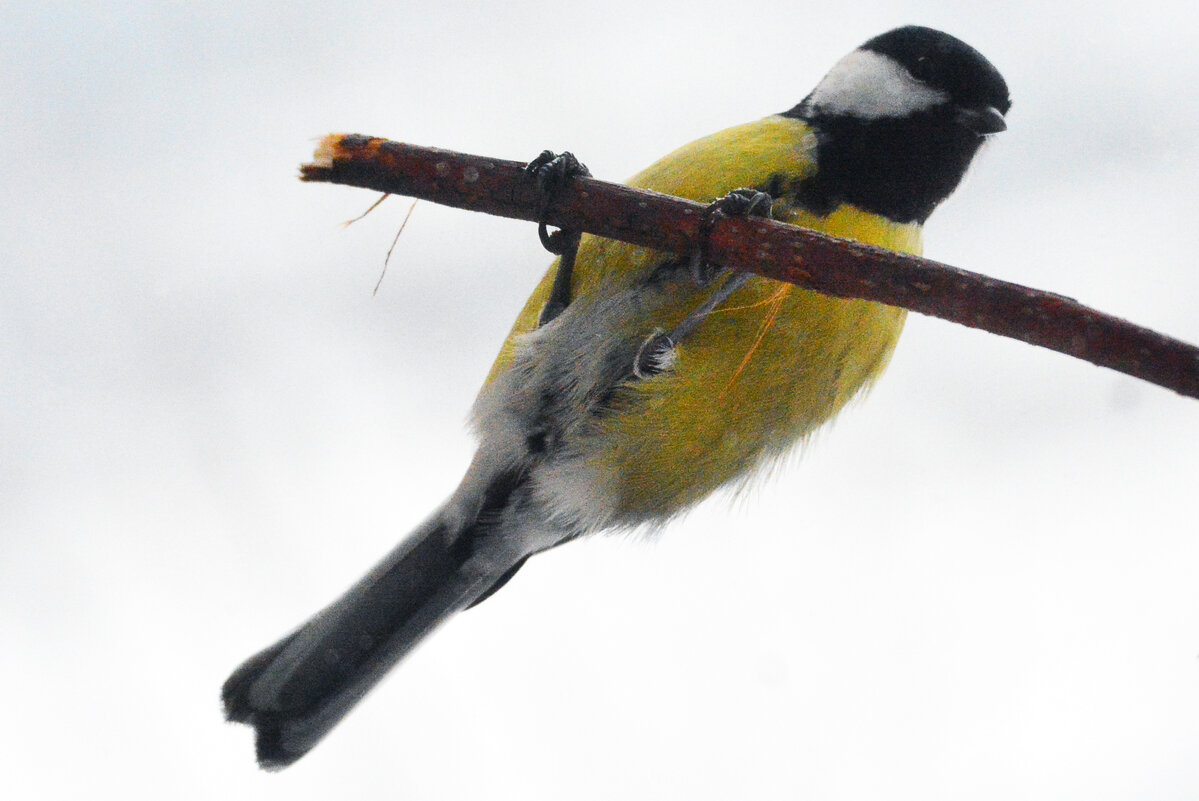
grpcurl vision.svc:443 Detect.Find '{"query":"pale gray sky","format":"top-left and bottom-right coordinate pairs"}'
top-left (3, 2), bottom-right (1198, 799)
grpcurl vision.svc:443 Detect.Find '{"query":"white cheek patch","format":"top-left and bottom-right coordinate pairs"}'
top-left (807, 49), bottom-right (948, 120)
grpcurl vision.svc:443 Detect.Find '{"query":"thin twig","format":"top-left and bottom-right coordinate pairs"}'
top-left (374, 198), bottom-right (419, 297)
top-left (342, 192), bottom-right (390, 226)
top-left (300, 134), bottom-right (1199, 400)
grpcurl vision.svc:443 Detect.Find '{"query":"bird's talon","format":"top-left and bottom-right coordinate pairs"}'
top-left (526, 151), bottom-right (591, 199)
top-left (525, 149), bottom-right (557, 177)
top-left (528, 150), bottom-right (592, 325)
top-left (538, 221), bottom-right (567, 254)
top-left (709, 188), bottom-right (775, 221)
top-left (688, 188), bottom-right (775, 285)
top-left (526, 150), bottom-right (592, 255)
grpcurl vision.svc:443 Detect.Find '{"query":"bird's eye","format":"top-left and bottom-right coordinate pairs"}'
top-left (909, 55), bottom-right (935, 83)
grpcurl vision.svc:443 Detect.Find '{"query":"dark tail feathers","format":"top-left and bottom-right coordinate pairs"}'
top-left (222, 515), bottom-right (528, 769)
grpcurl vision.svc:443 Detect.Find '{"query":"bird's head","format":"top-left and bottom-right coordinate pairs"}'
top-left (786, 26), bottom-right (1010, 223)
top-left (801, 25), bottom-right (1011, 136)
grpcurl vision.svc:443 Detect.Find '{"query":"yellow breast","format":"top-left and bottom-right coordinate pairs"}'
top-left (485, 115), bottom-right (919, 523)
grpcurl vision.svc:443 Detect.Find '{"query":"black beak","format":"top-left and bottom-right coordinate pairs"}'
top-left (955, 105), bottom-right (1007, 135)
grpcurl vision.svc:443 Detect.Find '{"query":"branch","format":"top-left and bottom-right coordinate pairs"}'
top-left (301, 134), bottom-right (1199, 400)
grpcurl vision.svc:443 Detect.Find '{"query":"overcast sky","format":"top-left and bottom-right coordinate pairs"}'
top-left (3, 2), bottom-right (1198, 799)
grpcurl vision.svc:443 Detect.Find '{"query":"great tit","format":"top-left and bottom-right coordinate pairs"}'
top-left (224, 25), bottom-right (1010, 768)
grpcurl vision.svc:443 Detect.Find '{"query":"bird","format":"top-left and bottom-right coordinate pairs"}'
top-left (223, 24), bottom-right (1010, 769)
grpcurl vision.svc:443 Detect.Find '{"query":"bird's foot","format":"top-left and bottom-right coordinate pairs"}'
top-left (526, 150), bottom-right (591, 326)
top-left (688, 187), bottom-right (774, 286)
top-left (526, 150), bottom-right (591, 255)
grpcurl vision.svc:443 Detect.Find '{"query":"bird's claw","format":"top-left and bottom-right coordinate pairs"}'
top-left (527, 151), bottom-right (592, 326)
top-left (526, 151), bottom-right (591, 255)
top-left (689, 188), bottom-right (775, 285)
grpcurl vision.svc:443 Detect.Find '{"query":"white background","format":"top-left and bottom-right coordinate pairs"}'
top-left (4, 1), bottom-right (1198, 799)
